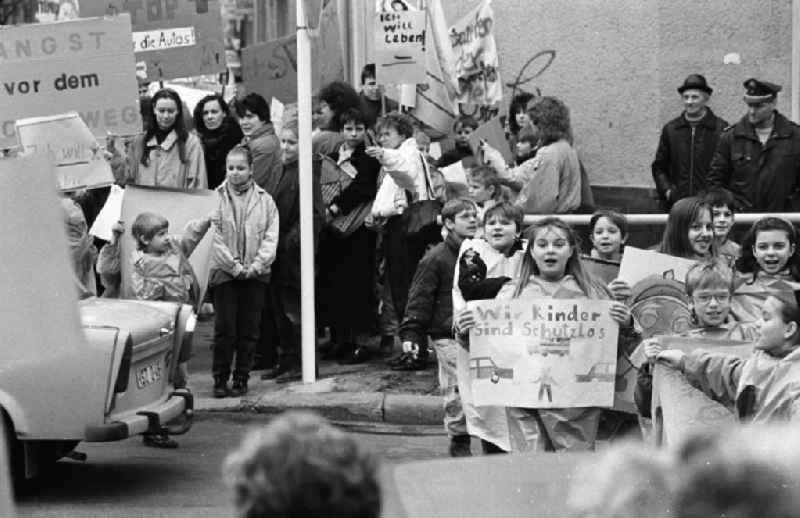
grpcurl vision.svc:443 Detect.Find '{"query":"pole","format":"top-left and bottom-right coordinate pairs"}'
top-left (793, 0), bottom-right (800, 122)
top-left (297, 0), bottom-right (316, 383)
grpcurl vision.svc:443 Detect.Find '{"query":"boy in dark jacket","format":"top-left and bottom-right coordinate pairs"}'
top-left (397, 198), bottom-right (478, 457)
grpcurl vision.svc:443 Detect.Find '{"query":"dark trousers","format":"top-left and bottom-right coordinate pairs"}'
top-left (383, 215), bottom-right (436, 319)
top-left (271, 283), bottom-right (301, 367)
top-left (212, 279), bottom-right (266, 380)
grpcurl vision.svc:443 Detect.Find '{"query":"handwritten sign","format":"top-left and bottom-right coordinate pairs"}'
top-left (375, 10), bottom-right (427, 85)
top-left (618, 246), bottom-right (695, 287)
top-left (242, 0), bottom-right (343, 103)
top-left (449, 0), bottom-right (502, 106)
top-left (0, 15), bottom-right (141, 149)
top-left (80, 0), bottom-right (225, 81)
top-left (16, 112), bottom-right (114, 191)
top-left (651, 336), bottom-right (752, 446)
top-left (120, 186), bottom-right (217, 304)
top-left (468, 297), bottom-right (619, 408)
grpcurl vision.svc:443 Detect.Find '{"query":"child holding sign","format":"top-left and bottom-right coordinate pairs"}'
top-left (644, 289), bottom-right (800, 422)
top-left (455, 217), bottom-right (633, 452)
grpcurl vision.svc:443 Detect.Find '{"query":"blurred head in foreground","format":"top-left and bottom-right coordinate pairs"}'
top-left (223, 411), bottom-right (381, 518)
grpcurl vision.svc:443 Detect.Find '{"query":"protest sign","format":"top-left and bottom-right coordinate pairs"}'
top-left (89, 184), bottom-right (125, 241)
top-left (120, 186), bottom-right (217, 304)
top-left (618, 246), bottom-right (695, 287)
top-left (374, 10), bottom-right (427, 85)
top-left (16, 112), bottom-right (113, 191)
top-left (469, 115), bottom-right (512, 164)
top-left (449, 0), bottom-right (502, 107)
top-left (242, 0), bottom-right (343, 104)
top-left (80, 0), bottom-right (225, 81)
top-left (580, 255), bottom-right (621, 285)
top-left (468, 297), bottom-right (619, 408)
top-left (0, 15), bottom-right (141, 149)
top-left (651, 336), bottom-right (752, 445)
top-left (439, 160), bottom-right (467, 184)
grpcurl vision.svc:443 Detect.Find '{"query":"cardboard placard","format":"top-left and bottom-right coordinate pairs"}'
top-left (580, 255), bottom-right (621, 285)
top-left (242, 0), bottom-right (343, 104)
top-left (468, 115), bottom-right (512, 165)
top-left (16, 112), bottom-right (114, 191)
top-left (468, 297), bottom-right (619, 408)
top-left (439, 160), bottom-right (467, 184)
top-left (89, 184), bottom-right (125, 240)
top-left (80, 0), bottom-right (225, 81)
top-left (375, 10), bottom-right (427, 85)
top-left (119, 186), bottom-right (217, 304)
top-left (0, 15), bottom-right (141, 149)
top-left (449, 0), bottom-right (502, 106)
top-left (618, 246), bottom-right (695, 287)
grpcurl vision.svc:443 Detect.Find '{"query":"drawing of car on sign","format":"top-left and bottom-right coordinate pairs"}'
top-left (531, 337), bottom-right (571, 357)
top-left (575, 362), bottom-right (616, 383)
top-left (469, 357), bottom-right (514, 384)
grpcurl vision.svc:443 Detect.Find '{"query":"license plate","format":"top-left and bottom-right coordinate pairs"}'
top-left (136, 361), bottom-right (163, 389)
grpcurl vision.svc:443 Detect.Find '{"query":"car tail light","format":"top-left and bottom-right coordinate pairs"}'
top-left (114, 335), bottom-right (134, 393)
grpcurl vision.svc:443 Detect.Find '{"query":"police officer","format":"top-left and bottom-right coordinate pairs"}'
top-left (652, 74), bottom-right (728, 210)
top-left (707, 79), bottom-right (800, 212)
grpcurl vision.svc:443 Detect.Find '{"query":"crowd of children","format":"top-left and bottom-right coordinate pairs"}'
top-left (54, 63), bottom-right (800, 458)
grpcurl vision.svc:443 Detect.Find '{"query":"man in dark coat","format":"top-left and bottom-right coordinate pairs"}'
top-left (707, 78), bottom-right (800, 212)
top-left (652, 74), bottom-right (728, 210)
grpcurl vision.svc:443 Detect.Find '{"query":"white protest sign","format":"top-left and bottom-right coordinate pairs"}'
top-left (89, 184), bottom-right (125, 240)
top-left (439, 160), bottom-right (467, 184)
top-left (16, 112), bottom-right (113, 191)
top-left (375, 10), bottom-right (427, 85)
top-left (271, 97), bottom-right (286, 136)
top-left (0, 15), bottom-right (141, 149)
top-left (449, 0), bottom-right (502, 106)
top-left (468, 297), bottom-right (619, 408)
top-left (120, 186), bottom-right (217, 304)
top-left (618, 246), bottom-right (696, 286)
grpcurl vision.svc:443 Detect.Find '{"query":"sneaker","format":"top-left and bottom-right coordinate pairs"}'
top-left (449, 436), bottom-right (472, 457)
top-left (229, 378), bottom-right (248, 397)
top-left (213, 377), bottom-right (229, 398)
top-left (143, 433), bottom-right (179, 449)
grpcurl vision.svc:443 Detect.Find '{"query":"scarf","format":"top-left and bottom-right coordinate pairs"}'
top-left (228, 178), bottom-right (254, 195)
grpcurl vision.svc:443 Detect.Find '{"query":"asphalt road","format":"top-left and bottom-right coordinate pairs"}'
top-left (15, 413), bottom-right (451, 518)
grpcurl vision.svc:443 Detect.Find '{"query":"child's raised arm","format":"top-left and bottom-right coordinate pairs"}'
top-left (180, 214), bottom-right (213, 258)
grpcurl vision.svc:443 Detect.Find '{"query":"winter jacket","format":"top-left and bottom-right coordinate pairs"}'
top-left (209, 181), bottom-right (279, 286)
top-left (399, 232), bottom-right (462, 345)
top-left (270, 159), bottom-right (325, 289)
top-left (730, 271), bottom-right (800, 341)
top-left (242, 125), bottom-right (282, 197)
top-left (371, 138), bottom-right (432, 218)
top-left (329, 144), bottom-right (381, 215)
top-left (651, 109), bottom-right (728, 207)
top-left (682, 347), bottom-right (800, 422)
top-left (129, 130), bottom-right (208, 189)
top-left (491, 139), bottom-right (581, 214)
top-left (707, 111), bottom-right (800, 212)
top-left (436, 143), bottom-right (473, 168)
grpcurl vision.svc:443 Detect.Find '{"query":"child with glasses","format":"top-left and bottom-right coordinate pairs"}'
top-left (635, 259), bottom-right (747, 417)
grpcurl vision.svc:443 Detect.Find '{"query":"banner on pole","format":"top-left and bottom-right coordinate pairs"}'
top-left (375, 10), bottom-right (427, 85)
top-left (449, 0), bottom-right (502, 107)
top-left (16, 112), bottom-right (114, 191)
top-left (120, 186), bottom-right (217, 304)
top-left (468, 297), bottom-right (619, 408)
top-left (0, 15), bottom-right (141, 149)
top-left (80, 0), bottom-right (225, 81)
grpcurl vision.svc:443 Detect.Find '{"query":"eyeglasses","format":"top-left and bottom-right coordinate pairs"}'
top-left (693, 292), bottom-right (731, 304)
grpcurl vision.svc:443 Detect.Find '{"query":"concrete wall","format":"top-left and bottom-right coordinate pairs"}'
top-left (439, 0), bottom-right (792, 188)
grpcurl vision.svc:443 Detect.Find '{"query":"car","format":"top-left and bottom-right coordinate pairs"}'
top-left (469, 357), bottom-right (514, 383)
top-left (1, 297), bottom-right (195, 483)
top-left (575, 362), bottom-right (616, 383)
top-left (535, 337), bottom-right (571, 357)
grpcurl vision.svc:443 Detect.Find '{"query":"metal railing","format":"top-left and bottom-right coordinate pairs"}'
top-left (522, 212), bottom-right (800, 226)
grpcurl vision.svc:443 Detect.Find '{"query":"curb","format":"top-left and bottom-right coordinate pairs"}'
top-left (196, 391), bottom-right (443, 426)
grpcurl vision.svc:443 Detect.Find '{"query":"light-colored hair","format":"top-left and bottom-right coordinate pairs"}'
top-left (684, 258), bottom-right (734, 296)
top-left (131, 212), bottom-right (168, 250)
top-left (223, 411), bottom-right (381, 518)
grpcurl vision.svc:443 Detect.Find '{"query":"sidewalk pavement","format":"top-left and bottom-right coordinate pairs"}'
top-left (189, 320), bottom-right (445, 426)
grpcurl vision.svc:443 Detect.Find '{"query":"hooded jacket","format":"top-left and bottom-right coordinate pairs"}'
top-left (210, 181), bottom-right (279, 286)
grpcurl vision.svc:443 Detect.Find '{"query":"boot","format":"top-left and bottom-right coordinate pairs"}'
top-left (449, 435), bottom-right (472, 457)
top-left (213, 376), bottom-right (229, 398)
top-left (230, 376), bottom-right (248, 397)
